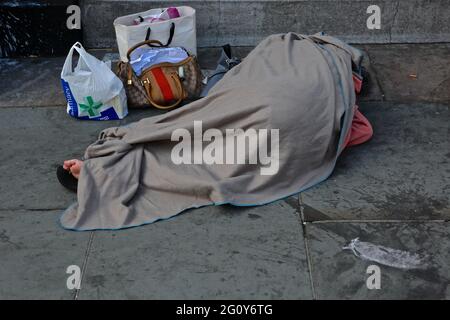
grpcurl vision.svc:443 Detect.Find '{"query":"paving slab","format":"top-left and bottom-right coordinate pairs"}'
top-left (90, 44), bottom-right (450, 104)
top-left (1, 43), bottom-right (446, 108)
top-left (306, 221), bottom-right (450, 299)
top-left (77, 200), bottom-right (312, 299)
top-left (81, 0), bottom-right (450, 48)
top-left (301, 101), bottom-right (450, 221)
top-left (0, 49), bottom-right (249, 108)
top-left (0, 107), bottom-right (127, 210)
top-left (365, 43), bottom-right (450, 102)
top-left (0, 209), bottom-right (90, 299)
top-left (0, 58), bottom-right (67, 108)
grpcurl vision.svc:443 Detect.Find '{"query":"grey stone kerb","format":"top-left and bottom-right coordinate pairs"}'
top-left (81, 0), bottom-right (450, 49)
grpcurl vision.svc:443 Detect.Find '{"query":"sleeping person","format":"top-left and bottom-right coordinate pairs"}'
top-left (58, 33), bottom-right (372, 231)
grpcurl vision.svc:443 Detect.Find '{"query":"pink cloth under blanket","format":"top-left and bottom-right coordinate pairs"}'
top-left (344, 105), bottom-right (373, 147)
top-left (344, 73), bottom-right (373, 148)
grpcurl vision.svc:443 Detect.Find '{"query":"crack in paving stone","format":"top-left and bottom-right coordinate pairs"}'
top-left (389, 1), bottom-right (400, 43)
top-left (301, 204), bottom-right (331, 222)
top-left (298, 195), bottom-right (317, 299)
top-left (0, 229), bottom-right (22, 249)
top-left (283, 196), bottom-right (302, 215)
top-left (301, 229), bottom-right (317, 299)
top-left (73, 231), bottom-right (95, 300)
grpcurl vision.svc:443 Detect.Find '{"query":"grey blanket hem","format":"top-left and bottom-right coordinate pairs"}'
top-left (59, 156), bottom-right (340, 231)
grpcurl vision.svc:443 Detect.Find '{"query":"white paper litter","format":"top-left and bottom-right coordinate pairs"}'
top-left (343, 238), bottom-right (429, 270)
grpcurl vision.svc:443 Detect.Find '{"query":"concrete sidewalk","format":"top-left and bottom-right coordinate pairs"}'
top-left (0, 44), bottom-right (449, 299)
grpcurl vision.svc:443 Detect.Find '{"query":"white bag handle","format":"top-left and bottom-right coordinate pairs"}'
top-left (61, 42), bottom-right (95, 76)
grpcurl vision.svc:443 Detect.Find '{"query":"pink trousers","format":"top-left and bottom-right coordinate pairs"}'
top-left (344, 74), bottom-right (373, 148)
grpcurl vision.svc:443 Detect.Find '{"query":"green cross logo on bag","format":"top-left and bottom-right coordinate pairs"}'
top-left (79, 96), bottom-right (103, 117)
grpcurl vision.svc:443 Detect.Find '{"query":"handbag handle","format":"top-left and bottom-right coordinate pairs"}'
top-left (142, 72), bottom-right (184, 110)
top-left (126, 39), bottom-right (165, 61)
top-left (145, 22), bottom-right (175, 47)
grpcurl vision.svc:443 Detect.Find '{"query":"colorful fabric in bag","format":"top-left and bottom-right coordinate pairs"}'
top-left (61, 42), bottom-right (128, 120)
top-left (114, 6), bottom-right (197, 62)
top-left (129, 46), bottom-right (189, 76)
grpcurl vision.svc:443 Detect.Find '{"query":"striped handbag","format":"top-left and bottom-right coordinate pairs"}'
top-left (117, 40), bottom-right (203, 110)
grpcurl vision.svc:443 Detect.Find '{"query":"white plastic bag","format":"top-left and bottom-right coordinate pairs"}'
top-left (114, 6), bottom-right (197, 62)
top-left (61, 42), bottom-right (128, 120)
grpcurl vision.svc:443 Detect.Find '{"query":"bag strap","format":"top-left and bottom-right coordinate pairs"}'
top-left (62, 42), bottom-right (91, 75)
top-left (126, 39), bottom-right (165, 61)
top-left (145, 22), bottom-right (175, 47)
top-left (142, 71), bottom-right (184, 110)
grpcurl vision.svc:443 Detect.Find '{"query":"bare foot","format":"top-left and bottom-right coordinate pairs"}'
top-left (63, 159), bottom-right (83, 179)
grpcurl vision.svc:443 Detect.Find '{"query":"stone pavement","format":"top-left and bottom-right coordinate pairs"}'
top-left (0, 44), bottom-right (449, 299)
top-left (82, 0), bottom-right (450, 47)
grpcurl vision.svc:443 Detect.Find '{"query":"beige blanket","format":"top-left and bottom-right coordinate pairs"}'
top-left (61, 33), bottom-right (363, 230)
